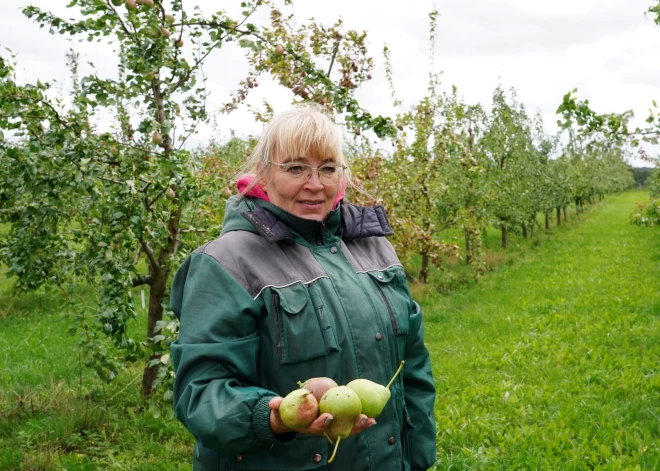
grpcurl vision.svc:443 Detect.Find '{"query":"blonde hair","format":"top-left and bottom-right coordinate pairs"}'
top-left (238, 104), bottom-right (352, 196)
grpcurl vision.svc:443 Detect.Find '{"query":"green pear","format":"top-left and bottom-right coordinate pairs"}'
top-left (346, 360), bottom-right (405, 418)
top-left (319, 386), bottom-right (362, 463)
top-left (279, 388), bottom-right (318, 430)
top-left (297, 377), bottom-right (338, 403)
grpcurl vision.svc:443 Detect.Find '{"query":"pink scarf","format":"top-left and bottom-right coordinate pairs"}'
top-left (236, 175), bottom-right (347, 210)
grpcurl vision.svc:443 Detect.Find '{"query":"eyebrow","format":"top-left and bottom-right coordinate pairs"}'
top-left (281, 156), bottom-right (336, 164)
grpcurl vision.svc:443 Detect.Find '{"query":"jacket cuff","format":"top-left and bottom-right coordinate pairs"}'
top-left (252, 395), bottom-right (298, 446)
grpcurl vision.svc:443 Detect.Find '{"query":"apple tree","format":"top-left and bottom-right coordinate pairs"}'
top-left (0, 0), bottom-right (394, 399)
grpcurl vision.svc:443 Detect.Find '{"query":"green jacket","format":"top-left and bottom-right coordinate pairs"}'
top-left (171, 196), bottom-right (436, 471)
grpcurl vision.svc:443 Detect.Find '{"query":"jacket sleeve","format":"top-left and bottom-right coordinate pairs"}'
top-left (170, 253), bottom-right (296, 455)
top-left (403, 300), bottom-right (437, 470)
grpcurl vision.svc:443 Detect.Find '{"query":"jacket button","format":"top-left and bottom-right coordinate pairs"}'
top-left (236, 455), bottom-right (243, 462)
top-left (313, 454), bottom-right (322, 463)
top-left (375, 333), bottom-right (383, 341)
top-left (388, 437), bottom-right (396, 445)
top-left (330, 246), bottom-right (338, 254)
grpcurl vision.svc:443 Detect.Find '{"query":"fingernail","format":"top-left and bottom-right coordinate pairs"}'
top-left (368, 420), bottom-right (377, 428)
top-left (325, 417), bottom-right (333, 425)
top-left (361, 417), bottom-right (368, 425)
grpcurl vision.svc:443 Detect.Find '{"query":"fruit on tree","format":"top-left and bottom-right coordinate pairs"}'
top-left (274, 44), bottom-right (284, 56)
top-left (152, 131), bottom-right (163, 145)
top-left (125, 0), bottom-right (137, 11)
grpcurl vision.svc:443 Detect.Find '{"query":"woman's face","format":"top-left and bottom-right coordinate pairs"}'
top-left (261, 153), bottom-right (340, 221)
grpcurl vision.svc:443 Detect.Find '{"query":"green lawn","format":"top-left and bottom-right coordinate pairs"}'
top-left (1, 192), bottom-right (659, 470)
top-left (420, 191), bottom-right (660, 469)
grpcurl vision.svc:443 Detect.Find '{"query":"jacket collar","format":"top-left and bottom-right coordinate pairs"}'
top-left (240, 200), bottom-right (393, 244)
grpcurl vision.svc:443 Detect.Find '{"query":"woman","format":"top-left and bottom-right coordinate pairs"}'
top-left (170, 105), bottom-right (436, 470)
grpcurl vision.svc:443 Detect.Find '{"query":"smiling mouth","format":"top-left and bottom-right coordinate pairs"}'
top-left (298, 200), bottom-right (323, 206)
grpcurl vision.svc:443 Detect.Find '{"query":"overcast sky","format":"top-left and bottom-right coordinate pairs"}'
top-left (1, 0), bottom-right (659, 166)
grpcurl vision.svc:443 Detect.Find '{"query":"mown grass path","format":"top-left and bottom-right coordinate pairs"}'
top-left (421, 192), bottom-right (660, 470)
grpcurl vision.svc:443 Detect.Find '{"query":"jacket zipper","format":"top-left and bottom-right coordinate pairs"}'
top-left (315, 222), bottom-right (326, 246)
top-left (372, 279), bottom-right (398, 335)
top-left (272, 293), bottom-right (283, 363)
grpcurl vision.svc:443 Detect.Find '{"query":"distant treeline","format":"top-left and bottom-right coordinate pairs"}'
top-left (630, 167), bottom-right (656, 188)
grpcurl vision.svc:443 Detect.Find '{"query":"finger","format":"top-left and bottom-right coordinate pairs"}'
top-left (268, 396), bottom-right (283, 410)
top-left (350, 414), bottom-right (376, 436)
top-left (306, 412), bottom-right (334, 435)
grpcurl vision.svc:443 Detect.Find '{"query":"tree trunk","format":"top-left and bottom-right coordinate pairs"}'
top-left (142, 272), bottom-right (167, 396)
top-left (563, 207), bottom-right (568, 221)
top-left (530, 219), bottom-right (535, 238)
top-left (419, 252), bottom-right (429, 284)
top-left (501, 224), bottom-right (508, 249)
top-left (545, 213), bottom-right (549, 230)
top-left (576, 198), bottom-right (580, 214)
top-left (140, 204), bottom-right (182, 397)
top-left (522, 222), bottom-right (528, 239)
top-left (464, 228), bottom-right (472, 265)
top-left (556, 207), bottom-right (561, 227)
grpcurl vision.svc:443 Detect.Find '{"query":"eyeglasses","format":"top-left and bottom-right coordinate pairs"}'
top-left (269, 161), bottom-right (346, 186)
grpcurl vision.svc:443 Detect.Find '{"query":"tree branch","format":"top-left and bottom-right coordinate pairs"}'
top-left (132, 275), bottom-right (152, 287)
top-left (105, 0), bottom-right (139, 44)
top-left (327, 37), bottom-right (341, 76)
top-left (140, 238), bottom-right (160, 270)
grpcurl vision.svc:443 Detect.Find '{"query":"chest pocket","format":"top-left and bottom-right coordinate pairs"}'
top-left (270, 283), bottom-right (339, 365)
top-left (367, 267), bottom-right (410, 336)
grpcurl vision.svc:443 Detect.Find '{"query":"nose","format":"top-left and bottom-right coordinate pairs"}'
top-left (304, 169), bottom-right (325, 191)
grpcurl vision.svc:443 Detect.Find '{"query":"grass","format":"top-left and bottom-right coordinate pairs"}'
top-left (420, 192), bottom-right (660, 469)
top-left (0, 265), bottom-right (193, 470)
top-left (1, 191), bottom-right (659, 469)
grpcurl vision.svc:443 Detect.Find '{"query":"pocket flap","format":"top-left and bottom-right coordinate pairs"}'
top-left (274, 283), bottom-right (310, 315)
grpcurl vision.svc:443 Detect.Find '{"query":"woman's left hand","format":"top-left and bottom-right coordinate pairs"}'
top-left (268, 396), bottom-right (376, 437)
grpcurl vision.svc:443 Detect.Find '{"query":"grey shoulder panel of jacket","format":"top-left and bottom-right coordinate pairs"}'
top-left (341, 237), bottom-right (401, 273)
top-left (193, 230), bottom-right (327, 298)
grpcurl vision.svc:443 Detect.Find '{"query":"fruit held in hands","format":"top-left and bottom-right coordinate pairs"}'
top-left (347, 361), bottom-right (405, 418)
top-left (298, 377), bottom-right (338, 403)
top-left (319, 386), bottom-right (362, 463)
top-left (279, 389), bottom-right (319, 429)
top-left (345, 379), bottom-right (389, 418)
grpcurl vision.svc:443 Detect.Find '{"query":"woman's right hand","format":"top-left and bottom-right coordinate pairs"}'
top-left (268, 397), bottom-right (376, 437)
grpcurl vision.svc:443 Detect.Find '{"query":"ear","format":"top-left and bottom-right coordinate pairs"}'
top-left (255, 161), bottom-right (269, 189)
